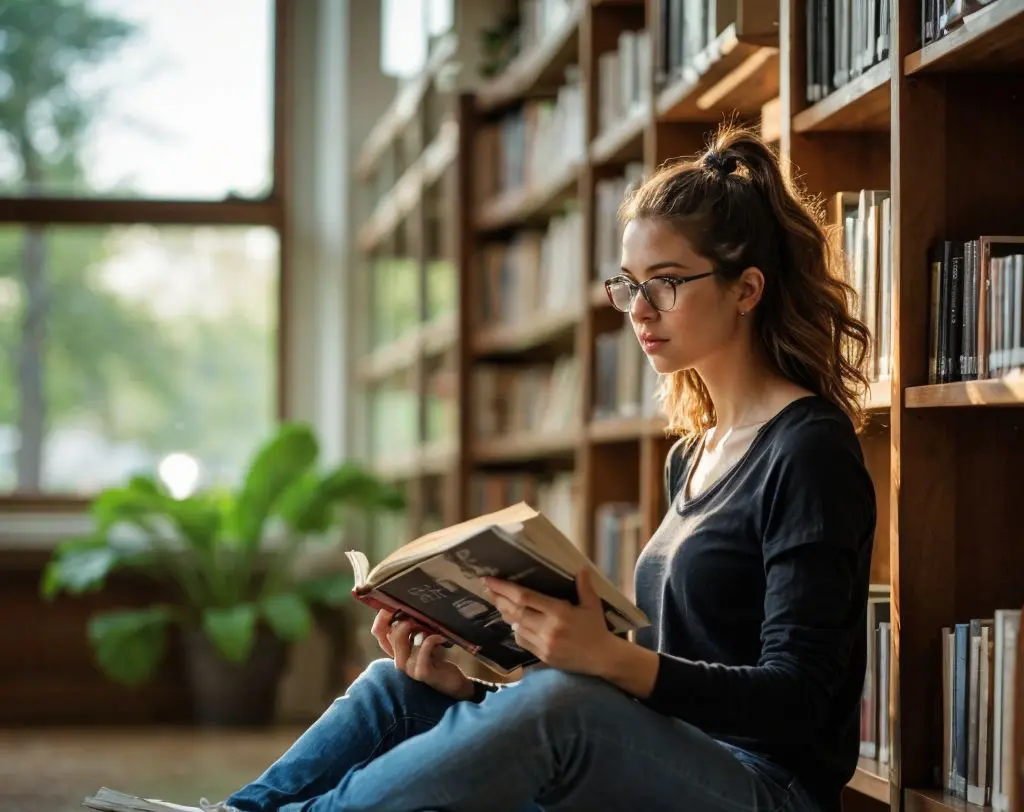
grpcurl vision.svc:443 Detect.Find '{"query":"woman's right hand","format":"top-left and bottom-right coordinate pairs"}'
top-left (371, 608), bottom-right (476, 701)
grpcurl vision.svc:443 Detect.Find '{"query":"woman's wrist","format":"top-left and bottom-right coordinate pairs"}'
top-left (595, 634), bottom-right (660, 699)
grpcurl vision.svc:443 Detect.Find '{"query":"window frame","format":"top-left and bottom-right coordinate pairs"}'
top-left (0, 0), bottom-right (293, 510)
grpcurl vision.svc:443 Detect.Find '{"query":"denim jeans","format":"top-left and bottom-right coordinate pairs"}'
top-left (225, 658), bottom-right (821, 812)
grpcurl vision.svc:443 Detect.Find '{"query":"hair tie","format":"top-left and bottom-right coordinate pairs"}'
top-left (705, 152), bottom-right (738, 178)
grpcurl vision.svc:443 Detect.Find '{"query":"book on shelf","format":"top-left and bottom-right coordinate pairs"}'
top-left (833, 189), bottom-right (893, 383)
top-left (927, 236), bottom-right (1024, 384)
top-left (596, 28), bottom-right (652, 136)
top-left (920, 0), bottom-right (999, 48)
top-left (860, 586), bottom-right (892, 763)
top-left (939, 609), bottom-right (1020, 809)
top-left (804, 0), bottom-right (892, 104)
top-left (345, 501), bottom-right (650, 676)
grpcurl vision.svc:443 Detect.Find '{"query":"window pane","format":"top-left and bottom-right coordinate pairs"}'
top-left (0, 0), bottom-right (274, 200)
top-left (0, 224), bottom-right (278, 495)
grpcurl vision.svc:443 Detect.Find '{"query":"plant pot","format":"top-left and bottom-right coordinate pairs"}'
top-left (181, 627), bottom-right (289, 727)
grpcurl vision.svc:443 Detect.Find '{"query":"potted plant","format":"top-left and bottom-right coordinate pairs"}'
top-left (39, 421), bottom-right (404, 726)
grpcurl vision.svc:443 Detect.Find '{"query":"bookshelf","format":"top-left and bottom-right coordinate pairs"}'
top-left (354, 0), bottom-right (1024, 806)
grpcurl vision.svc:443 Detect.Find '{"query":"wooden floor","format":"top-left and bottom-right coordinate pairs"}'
top-left (0, 727), bottom-right (305, 812)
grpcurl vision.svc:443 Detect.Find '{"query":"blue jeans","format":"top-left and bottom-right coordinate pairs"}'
top-left (226, 658), bottom-right (821, 812)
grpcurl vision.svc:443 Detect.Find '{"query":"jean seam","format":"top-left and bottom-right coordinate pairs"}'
top-left (366, 713), bottom-right (443, 762)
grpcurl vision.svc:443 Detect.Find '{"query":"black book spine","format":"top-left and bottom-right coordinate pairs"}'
top-left (947, 240), bottom-right (964, 382)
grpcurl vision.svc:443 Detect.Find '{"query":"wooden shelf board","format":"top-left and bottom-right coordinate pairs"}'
top-left (588, 415), bottom-right (668, 443)
top-left (847, 757), bottom-right (890, 803)
top-left (473, 308), bottom-right (581, 357)
top-left (355, 33), bottom-right (458, 180)
top-left (590, 104), bottom-right (648, 165)
top-left (793, 60), bottom-right (891, 133)
top-left (590, 279), bottom-right (612, 308)
top-left (421, 316), bottom-right (457, 357)
top-left (474, 431), bottom-right (580, 463)
top-left (905, 0), bottom-right (1024, 74)
top-left (760, 96), bottom-right (781, 144)
top-left (373, 451), bottom-right (422, 482)
top-left (656, 25), bottom-right (777, 122)
top-left (905, 378), bottom-right (1024, 408)
top-left (420, 441), bottom-right (457, 476)
top-left (867, 380), bottom-right (891, 412)
top-left (475, 1), bottom-right (584, 113)
top-left (476, 162), bottom-right (581, 231)
top-left (358, 331), bottom-right (422, 382)
top-left (904, 788), bottom-right (990, 812)
top-left (357, 123), bottom-right (458, 253)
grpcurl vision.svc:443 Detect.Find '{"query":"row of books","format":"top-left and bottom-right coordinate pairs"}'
top-left (805, 0), bottom-right (892, 104)
top-left (596, 29), bottom-right (652, 138)
top-left (654, 0), bottom-right (737, 90)
top-left (940, 609), bottom-right (1020, 810)
top-left (473, 356), bottom-right (580, 439)
top-left (593, 501), bottom-right (644, 602)
top-left (467, 471), bottom-right (577, 540)
top-left (594, 163), bottom-right (645, 283)
top-left (921, 0), bottom-right (997, 48)
top-left (477, 210), bottom-right (582, 327)
top-left (835, 189), bottom-right (893, 383)
top-left (473, 69), bottom-right (585, 205)
top-left (594, 322), bottom-right (661, 422)
top-left (861, 589), bottom-right (892, 763)
top-left (927, 237), bottom-right (1024, 384)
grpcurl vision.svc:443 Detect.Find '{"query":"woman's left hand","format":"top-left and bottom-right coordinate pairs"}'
top-left (482, 569), bottom-right (615, 675)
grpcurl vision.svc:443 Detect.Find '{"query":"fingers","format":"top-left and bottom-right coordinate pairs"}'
top-left (411, 634), bottom-right (446, 680)
top-left (491, 593), bottom-right (545, 628)
top-left (371, 609), bottom-right (396, 657)
top-left (484, 577), bottom-right (559, 614)
top-left (389, 619), bottom-right (419, 671)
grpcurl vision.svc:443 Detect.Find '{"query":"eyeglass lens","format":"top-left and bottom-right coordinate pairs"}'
top-left (607, 278), bottom-right (676, 312)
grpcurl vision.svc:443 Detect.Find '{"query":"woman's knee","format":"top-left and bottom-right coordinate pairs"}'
top-left (515, 668), bottom-right (628, 722)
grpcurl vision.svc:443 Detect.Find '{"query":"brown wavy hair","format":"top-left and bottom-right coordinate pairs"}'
top-left (619, 122), bottom-right (871, 437)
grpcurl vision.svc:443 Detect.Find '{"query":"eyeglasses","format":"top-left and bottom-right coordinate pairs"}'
top-left (604, 272), bottom-right (716, 313)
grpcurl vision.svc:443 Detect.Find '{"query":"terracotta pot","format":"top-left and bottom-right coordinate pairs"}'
top-left (181, 627), bottom-right (289, 727)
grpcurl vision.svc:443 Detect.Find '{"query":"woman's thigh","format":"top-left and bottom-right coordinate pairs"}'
top-left (501, 668), bottom-right (811, 812)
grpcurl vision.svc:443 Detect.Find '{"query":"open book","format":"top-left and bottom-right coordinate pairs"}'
top-left (345, 501), bottom-right (650, 675)
top-left (82, 787), bottom-right (220, 811)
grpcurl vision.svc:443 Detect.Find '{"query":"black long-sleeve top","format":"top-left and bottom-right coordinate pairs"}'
top-left (634, 395), bottom-right (876, 812)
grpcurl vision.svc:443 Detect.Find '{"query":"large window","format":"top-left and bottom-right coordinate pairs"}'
top-left (0, 0), bottom-right (285, 499)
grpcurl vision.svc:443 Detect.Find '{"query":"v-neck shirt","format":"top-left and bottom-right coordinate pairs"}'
top-left (633, 394), bottom-right (877, 812)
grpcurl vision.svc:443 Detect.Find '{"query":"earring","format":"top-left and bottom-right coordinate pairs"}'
top-left (739, 311), bottom-right (746, 317)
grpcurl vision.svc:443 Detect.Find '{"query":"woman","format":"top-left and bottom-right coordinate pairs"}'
top-left (213, 123), bottom-right (877, 812)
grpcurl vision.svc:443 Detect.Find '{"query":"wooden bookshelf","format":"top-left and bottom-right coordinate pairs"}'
top-left (355, 0), bottom-right (1024, 806)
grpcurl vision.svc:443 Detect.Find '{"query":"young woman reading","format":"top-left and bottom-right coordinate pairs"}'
top-left (203, 123), bottom-right (878, 812)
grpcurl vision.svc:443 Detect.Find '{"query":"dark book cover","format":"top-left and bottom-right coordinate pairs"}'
top-left (954, 622), bottom-right (969, 799)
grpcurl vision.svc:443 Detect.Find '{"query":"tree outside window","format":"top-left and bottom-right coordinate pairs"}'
top-left (0, 0), bottom-right (284, 500)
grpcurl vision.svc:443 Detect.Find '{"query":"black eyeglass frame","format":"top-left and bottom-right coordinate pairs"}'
top-left (603, 271), bottom-right (717, 313)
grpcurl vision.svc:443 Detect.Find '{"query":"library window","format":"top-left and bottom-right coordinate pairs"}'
top-left (0, 0), bottom-right (284, 499)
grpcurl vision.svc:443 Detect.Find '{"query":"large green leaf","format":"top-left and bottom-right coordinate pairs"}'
top-left (87, 607), bottom-right (172, 687)
top-left (202, 604), bottom-right (257, 663)
top-left (40, 536), bottom-right (124, 600)
top-left (278, 462), bottom-right (405, 535)
top-left (260, 592), bottom-right (312, 642)
top-left (231, 422), bottom-right (319, 546)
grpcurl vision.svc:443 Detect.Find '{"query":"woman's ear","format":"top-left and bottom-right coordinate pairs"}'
top-left (734, 267), bottom-right (764, 317)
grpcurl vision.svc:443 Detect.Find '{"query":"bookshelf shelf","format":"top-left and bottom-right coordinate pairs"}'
top-left (475, 0), bottom-right (585, 113)
top-left (588, 415), bottom-right (668, 443)
top-left (793, 60), bottom-right (890, 133)
top-left (904, 788), bottom-right (990, 812)
top-left (474, 431), bottom-right (581, 463)
top-left (476, 162), bottom-right (581, 231)
top-left (867, 381), bottom-right (891, 411)
top-left (656, 25), bottom-right (778, 122)
top-left (849, 757), bottom-right (890, 804)
top-left (473, 309), bottom-right (581, 357)
top-left (905, 379), bottom-right (1024, 408)
top-left (354, 33), bottom-right (458, 180)
top-left (590, 104), bottom-right (648, 165)
top-left (904, 0), bottom-right (1024, 74)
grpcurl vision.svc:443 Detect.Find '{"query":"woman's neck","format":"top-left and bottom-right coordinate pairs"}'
top-left (696, 342), bottom-right (800, 433)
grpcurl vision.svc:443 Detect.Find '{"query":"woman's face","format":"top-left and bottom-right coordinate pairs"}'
top-left (619, 219), bottom-right (746, 376)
